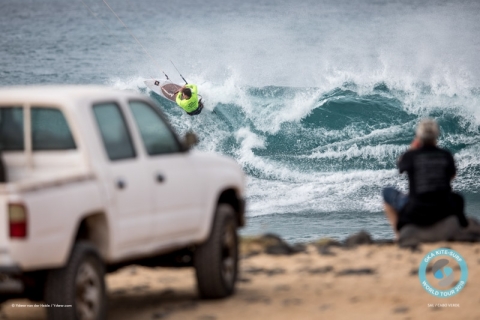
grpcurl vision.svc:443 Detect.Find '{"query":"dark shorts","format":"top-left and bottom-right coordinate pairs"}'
top-left (187, 103), bottom-right (203, 116)
top-left (382, 187), bottom-right (409, 213)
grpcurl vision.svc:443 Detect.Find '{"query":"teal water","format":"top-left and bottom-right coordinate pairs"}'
top-left (1, 0), bottom-right (480, 242)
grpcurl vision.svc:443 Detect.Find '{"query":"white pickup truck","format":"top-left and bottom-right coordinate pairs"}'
top-left (0, 86), bottom-right (246, 320)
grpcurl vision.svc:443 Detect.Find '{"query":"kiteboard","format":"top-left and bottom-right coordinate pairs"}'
top-left (144, 78), bottom-right (209, 116)
top-left (144, 79), bottom-right (182, 103)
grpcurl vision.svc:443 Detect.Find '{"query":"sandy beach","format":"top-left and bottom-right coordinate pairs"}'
top-left (1, 236), bottom-right (479, 320)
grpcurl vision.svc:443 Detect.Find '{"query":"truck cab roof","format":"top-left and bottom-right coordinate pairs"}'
top-left (0, 85), bottom-right (143, 108)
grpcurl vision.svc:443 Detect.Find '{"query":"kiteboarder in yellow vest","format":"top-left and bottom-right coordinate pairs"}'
top-left (175, 84), bottom-right (203, 116)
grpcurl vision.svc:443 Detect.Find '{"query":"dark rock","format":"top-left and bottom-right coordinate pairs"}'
top-left (240, 251), bottom-right (261, 259)
top-left (292, 243), bottom-right (307, 253)
top-left (393, 306), bottom-right (409, 314)
top-left (262, 233), bottom-right (284, 242)
top-left (265, 268), bottom-right (286, 276)
top-left (243, 267), bottom-right (266, 275)
top-left (243, 295), bottom-right (271, 304)
top-left (336, 268), bottom-right (375, 276)
top-left (243, 267), bottom-right (285, 276)
top-left (265, 243), bottom-right (305, 255)
top-left (317, 245), bottom-right (336, 256)
top-left (314, 238), bottom-right (342, 247)
top-left (238, 277), bottom-right (252, 283)
top-left (399, 217), bottom-right (458, 244)
top-left (375, 239), bottom-right (395, 245)
top-left (260, 233), bottom-right (305, 255)
top-left (243, 233), bottom-right (305, 256)
top-left (452, 230), bottom-right (480, 242)
top-left (300, 266), bottom-right (334, 275)
top-left (398, 215), bottom-right (480, 246)
top-left (399, 241), bottom-right (421, 252)
top-left (344, 231), bottom-right (373, 248)
top-left (315, 238), bottom-right (341, 255)
top-left (265, 244), bottom-right (294, 255)
top-left (152, 310), bottom-right (170, 319)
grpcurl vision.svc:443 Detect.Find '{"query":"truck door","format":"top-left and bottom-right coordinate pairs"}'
top-left (92, 102), bottom-right (153, 253)
top-left (127, 100), bottom-right (202, 243)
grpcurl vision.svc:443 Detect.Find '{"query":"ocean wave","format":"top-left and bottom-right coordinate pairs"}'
top-left (115, 76), bottom-right (480, 217)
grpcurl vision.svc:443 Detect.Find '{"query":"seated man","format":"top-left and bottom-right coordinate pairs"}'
top-left (382, 118), bottom-right (468, 239)
top-left (175, 84), bottom-right (203, 116)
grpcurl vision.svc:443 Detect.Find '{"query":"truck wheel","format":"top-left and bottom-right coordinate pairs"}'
top-left (194, 203), bottom-right (238, 299)
top-left (44, 241), bottom-right (106, 320)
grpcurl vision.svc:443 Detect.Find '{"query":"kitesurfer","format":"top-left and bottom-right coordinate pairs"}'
top-left (175, 84), bottom-right (203, 116)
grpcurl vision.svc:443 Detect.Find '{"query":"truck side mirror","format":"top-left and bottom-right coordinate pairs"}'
top-left (183, 131), bottom-right (198, 150)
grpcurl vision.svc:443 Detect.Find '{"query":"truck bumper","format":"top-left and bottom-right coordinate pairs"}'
top-left (0, 266), bottom-right (21, 275)
top-left (0, 252), bottom-right (23, 295)
top-left (0, 266), bottom-right (23, 295)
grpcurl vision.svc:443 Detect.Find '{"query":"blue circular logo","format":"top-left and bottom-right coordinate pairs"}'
top-left (418, 248), bottom-right (468, 298)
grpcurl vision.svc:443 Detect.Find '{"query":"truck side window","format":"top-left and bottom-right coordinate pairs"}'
top-left (128, 101), bottom-right (180, 155)
top-left (32, 108), bottom-right (76, 150)
top-left (93, 103), bottom-right (136, 161)
top-left (0, 107), bottom-right (24, 151)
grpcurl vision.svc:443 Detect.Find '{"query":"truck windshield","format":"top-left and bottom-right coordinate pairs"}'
top-left (0, 107), bottom-right (76, 151)
top-left (128, 101), bottom-right (180, 155)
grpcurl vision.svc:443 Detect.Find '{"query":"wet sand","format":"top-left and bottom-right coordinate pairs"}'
top-left (1, 241), bottom-right (479, 320)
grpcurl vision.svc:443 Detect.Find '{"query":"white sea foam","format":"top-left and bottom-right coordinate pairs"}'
top-left (246, 169), bottom-right (402, 216)
top-left (108, 76), bottom-right (147, 91)
top-left (306, 144), bottom-right (405, 162)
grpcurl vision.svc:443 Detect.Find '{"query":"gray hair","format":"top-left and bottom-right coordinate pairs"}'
top-left (416, 118), bottom-right (439, 144)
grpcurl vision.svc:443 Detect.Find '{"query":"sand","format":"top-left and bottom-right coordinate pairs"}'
top-left (1, 241), bottom-right (479, 320)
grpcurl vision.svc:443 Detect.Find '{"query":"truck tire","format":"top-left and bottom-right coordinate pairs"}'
top-left (194, 203), bottom-right (238, 299)
top-left (44, 241), bottom-right (106, 320)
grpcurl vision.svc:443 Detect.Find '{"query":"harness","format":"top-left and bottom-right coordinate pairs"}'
top-left (187, 99), bottom-right (204, 116)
